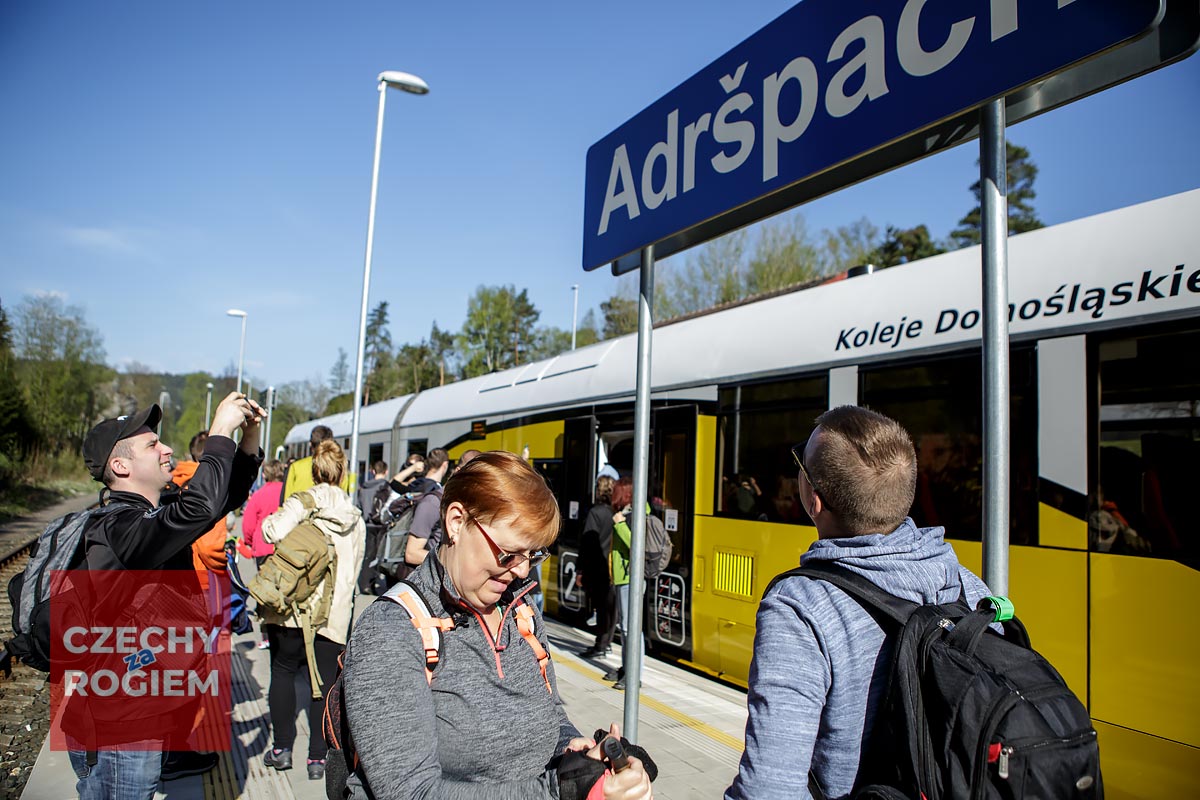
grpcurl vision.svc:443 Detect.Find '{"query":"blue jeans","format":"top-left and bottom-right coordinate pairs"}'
top-left (68, 744), bottom-right (161, 800)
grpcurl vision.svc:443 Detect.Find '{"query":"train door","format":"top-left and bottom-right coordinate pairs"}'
top-left (648, 405), bottom-right (696, 661)
top-left (552, 415), bottom-right (596, 624)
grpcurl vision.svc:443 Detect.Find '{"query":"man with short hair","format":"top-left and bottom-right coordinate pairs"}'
top-left (403, 448), bottom-right (449, 565)
top-left (68, 392), bottom-right (264, 798)
top-left (725, 406), bottom-right (991, 800)
top-left (281, 425), bottom-right (351, 500)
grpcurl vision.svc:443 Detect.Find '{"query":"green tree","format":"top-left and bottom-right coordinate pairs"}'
top-left (575, 309), bottom-right (602, 348)
top-left (429, 322), bottom-right (456, 386)
top-left (457, 285), bottom-right (541, 377)
top-left (323, 392), bottom-right (354, 415)
top-left (873, 224), bottom-right (946, 267)
top-left (173, 372), bottom-right (228, 452)
top-left (364, 301), bottom-right (393, 404)
top-left (12, 295), bottom-right (110, 454)
top-left (600, 293), bottom-right (638, 338)
top-left (820, 217), bottom-right (882, 273)
top-left (747, 214), bottom-right (823, 295)
top-left (329, 347), bottom-right (351, 395)
top-left (950, 142), bottom-right (1044, 248)
top-left (657, 229), bottom-right (748, 319)
top-left (0, 300), bottom-right (38, 484)
top-left (267, 401), bottom-right (310, 459)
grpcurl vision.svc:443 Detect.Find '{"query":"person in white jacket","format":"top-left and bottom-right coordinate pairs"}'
top-left (260, 439), bottom-right (364, 780)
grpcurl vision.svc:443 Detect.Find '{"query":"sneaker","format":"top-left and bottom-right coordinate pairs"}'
top-left (586, 612), bottom-right (598, 627)
top-left (613, 678), bottom-right (626, 691)
top-left (603, 666), bottom-right (623, 682)
top-left (580, 645), bottom-right (610, 658)
top-left (307, 759), bottom-right (326, 780)
top-left (161, 751), bottom-right (219, 781)
top-left (257, 640), bottom-right (270, 649)
top-left (264, 747), bottom-right (293, 771)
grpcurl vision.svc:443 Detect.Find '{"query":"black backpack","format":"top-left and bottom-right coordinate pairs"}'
top-left (769, 562), bottom-right (1102, 800)
top-left (363, 482), bottom-right (393, 528)
top-left (5, 503), bottom-right (127, 671)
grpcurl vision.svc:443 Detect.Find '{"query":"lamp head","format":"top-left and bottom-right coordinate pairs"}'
top-left (226, 309), bottom-right (247, 318)
top-left (378, 70), bottom-right (429, 95)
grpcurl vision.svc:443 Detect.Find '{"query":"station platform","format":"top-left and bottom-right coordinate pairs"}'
top-left (23, 574), bottom-right (748, 799)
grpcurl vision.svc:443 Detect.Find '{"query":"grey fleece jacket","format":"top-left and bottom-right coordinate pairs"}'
top-left (725, 518), bottom-right (991, 800)
top-left (343, 551), bottom-right (579, 799)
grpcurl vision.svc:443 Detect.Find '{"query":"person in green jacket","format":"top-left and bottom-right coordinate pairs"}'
top-left (609, 477), bottom-right (645, 690)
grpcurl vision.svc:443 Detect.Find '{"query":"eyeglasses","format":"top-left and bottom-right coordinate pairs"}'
top-left (470, 518), bottom-right (550, 569)
top-left (791, 442), bottom-right (826, 505)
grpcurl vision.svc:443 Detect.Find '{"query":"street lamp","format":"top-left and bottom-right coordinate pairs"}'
top-left (571, 284), bottom-right (580, 350)
top-left (157, 391), bottom-right (170, 437)
top-left (349, 69), bottom-right (429, 490)
top-left (226, 309), bottom-right (247, 395)
top-left (262, 385), bottom-right (275, 462)
top-left (204, 382), bottom-right (214, 429)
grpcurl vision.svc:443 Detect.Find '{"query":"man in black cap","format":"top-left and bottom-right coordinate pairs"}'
top-left (66, 391), bottom-right (264, 797)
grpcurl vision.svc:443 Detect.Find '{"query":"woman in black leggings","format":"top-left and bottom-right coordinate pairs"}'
top-left (259, 440), bottom-right (365, 780)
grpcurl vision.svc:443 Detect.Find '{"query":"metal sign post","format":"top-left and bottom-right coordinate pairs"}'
top-left (623, 245), bottom-right (654, 741)
top-left (980, 100), bottom-right (1011, 595)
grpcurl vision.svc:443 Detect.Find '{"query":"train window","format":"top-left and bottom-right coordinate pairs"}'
top-left (1095, 328), bottom-right (1200, 568)
top-left (368, 443), bottom-right (384, 468)
top-left (860, 349), bottom-right (1038, 544)
top-left (716, 376), bottom-right (828, 524)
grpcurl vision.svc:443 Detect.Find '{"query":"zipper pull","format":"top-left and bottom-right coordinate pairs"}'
top-left (998, 746), bottom-right (1012, 779)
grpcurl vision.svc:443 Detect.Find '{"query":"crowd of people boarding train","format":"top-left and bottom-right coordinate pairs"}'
top-left (27, 392), bottom-right (1095, 800)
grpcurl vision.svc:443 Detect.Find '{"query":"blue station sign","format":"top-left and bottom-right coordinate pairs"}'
top-left (583, 0), bottom-right (1164, 271)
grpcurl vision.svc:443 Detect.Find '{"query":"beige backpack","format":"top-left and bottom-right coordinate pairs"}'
top-left (248, 491), bottom-right (337, 697)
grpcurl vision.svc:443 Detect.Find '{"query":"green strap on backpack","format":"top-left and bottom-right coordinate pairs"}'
top-left (248, 491), bottom-right (337, 698)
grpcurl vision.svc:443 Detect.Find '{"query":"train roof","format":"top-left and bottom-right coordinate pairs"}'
top-left (285, 189), bottom-right (1200, 440)
top-left (282, 393), bottom-right (413, 445)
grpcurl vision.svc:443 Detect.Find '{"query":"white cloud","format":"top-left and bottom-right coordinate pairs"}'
top-left (61, 226), bottom-right (147, 256)
top-left (31, 288), bottom-right (69, 301)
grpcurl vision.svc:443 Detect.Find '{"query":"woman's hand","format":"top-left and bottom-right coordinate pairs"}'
top-left (586, 724), bottom-right (653, 800)
top-left (613, 511), bottom-right (626, 525)
top-left (602, 756), bottom-right (652, 800)
top-left (564, 734), bottom-right (597, 753)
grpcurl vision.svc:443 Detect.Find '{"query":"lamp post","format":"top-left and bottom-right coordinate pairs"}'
top-left (262, 386), bottom-right (275, 462)
top-left (349, 69), bottom-right (429, 491)
top-left (157, 391), bottom-right (170, 437)
top-left (204, 382), bottom-right (214, 429)
top-left (571, 284), bottom-right (580, 350)
top-left (226, 309), bottom-right (248, 395)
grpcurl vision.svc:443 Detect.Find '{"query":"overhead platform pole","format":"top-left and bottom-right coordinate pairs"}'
top-left (980, 99), bottom-right (1011, 595)
top-left (624, 244), bottom-right (654, 741)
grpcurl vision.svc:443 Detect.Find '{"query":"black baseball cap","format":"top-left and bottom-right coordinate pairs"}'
top-left (83, 405), bottom-right (163, 481)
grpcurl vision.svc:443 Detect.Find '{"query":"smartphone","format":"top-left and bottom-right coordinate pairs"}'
top-left (601, 736), bottom-right (630, 773)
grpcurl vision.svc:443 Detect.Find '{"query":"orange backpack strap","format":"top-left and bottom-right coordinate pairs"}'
top-left (514, 600), bottom-right (551, 693)
top-left (382, 582), bottom-right (454, 684)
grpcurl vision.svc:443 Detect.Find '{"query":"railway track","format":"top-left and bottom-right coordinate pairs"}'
top-left (0, 540), bottom-right (50, 799)
top-left (0, 493), bottom-right (93, 798)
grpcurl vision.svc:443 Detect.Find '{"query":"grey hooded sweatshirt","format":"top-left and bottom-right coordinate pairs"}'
top-left (725, 518), bottom-right (991, 800)
top-left (343, 551), bottom-right (580, 799)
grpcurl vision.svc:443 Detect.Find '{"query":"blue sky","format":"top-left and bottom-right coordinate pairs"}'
top-left (2, 1), bottom-right (1198, 389)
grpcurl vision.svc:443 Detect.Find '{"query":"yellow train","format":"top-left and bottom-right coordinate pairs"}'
top-left (286, 189), bottom-right (1200, 797)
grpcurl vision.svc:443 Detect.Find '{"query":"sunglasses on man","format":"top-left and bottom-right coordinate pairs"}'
top-left (791, 441), bottom-right (831, 512)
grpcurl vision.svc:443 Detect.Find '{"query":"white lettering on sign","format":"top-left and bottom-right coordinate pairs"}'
top-left (596, 0), bottom-right (1074, 236)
